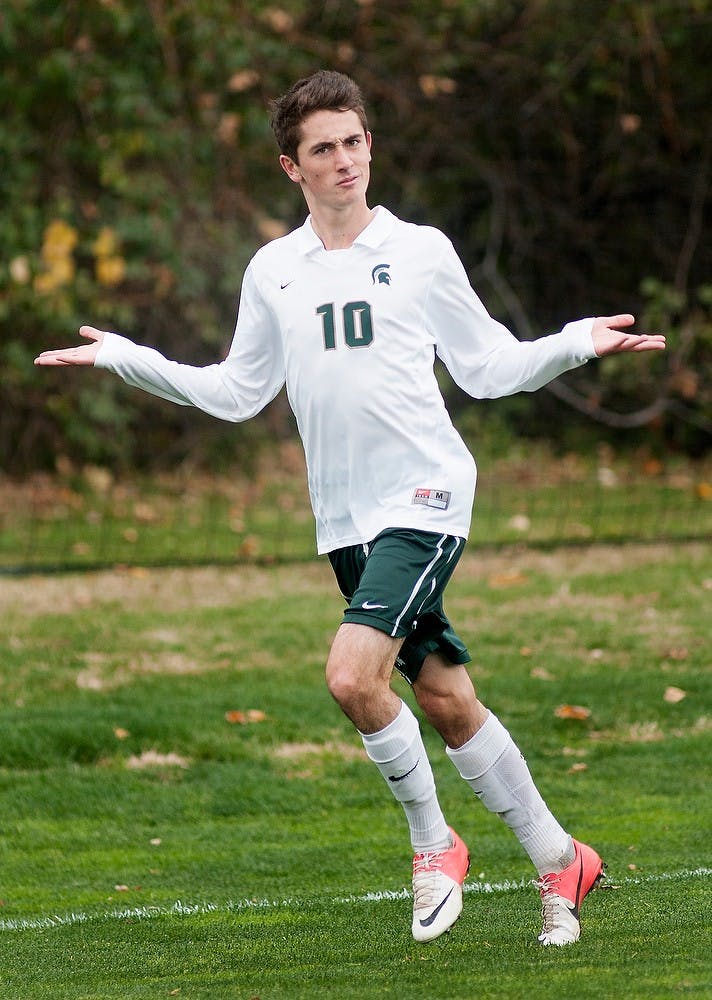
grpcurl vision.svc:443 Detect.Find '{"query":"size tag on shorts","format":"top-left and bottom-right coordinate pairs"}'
top-left (412, 488), bottom-right (451, 510)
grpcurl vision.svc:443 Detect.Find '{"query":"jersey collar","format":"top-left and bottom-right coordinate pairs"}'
top-left (295, 206), bottom-right (397, 255)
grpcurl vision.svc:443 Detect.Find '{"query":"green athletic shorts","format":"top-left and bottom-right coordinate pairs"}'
top-left (327, 527), bottom-right (471, 684)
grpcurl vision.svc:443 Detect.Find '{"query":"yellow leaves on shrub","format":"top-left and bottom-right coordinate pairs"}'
top-left (96, 255), bottom-right (126, 286)
top-left (43, 219), bottom-right (78, 257)
top-left (32, 219), bottom-right (125, 294)
top-left (92, 226), bottom-right (118, 257)
top-left (93, 225), bottom-right (126, 287)
top-left (34, 220), bottom-right (78, 294)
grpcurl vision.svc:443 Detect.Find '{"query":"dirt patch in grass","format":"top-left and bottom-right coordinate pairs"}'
top-left (75, 649), bottom-right (220, 690)
top-left (273, 739), bottom-right (367, 762)
top-left (272, 738), bottom-right (367, 780)
top-left (0, 559), bottom-right (336, 618)
top-left (2, 542), bottom-right (707, 621)
top-left (126, 749), bottom-right (191, 770)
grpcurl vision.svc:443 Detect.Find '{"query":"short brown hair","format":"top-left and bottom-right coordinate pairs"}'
top-left (270, 70), bottom-right (368, 162)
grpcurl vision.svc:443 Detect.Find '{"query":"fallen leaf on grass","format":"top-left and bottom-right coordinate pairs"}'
top-left (115, 884), bottom-right (129, 892)
top-left (555, 704), bottom-right (592, 721)
top-left (114, 727), bottom-right (130, 740)
top-left (237, 535), bottom-right (260, 559)
top-left (663, 686), bottom-right (686, 704)
top-left (662, 647), bottom-right (688, 661)
top-left (568, 762), bottom-right (588, 773)
top-left (225, 709), bottom-right (267, 725)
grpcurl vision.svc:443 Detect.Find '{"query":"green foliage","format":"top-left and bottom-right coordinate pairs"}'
top-left (2, 0), bottom-right (710, 472)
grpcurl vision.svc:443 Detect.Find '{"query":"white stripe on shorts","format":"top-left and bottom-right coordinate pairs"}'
top-left (390, 534), bottom-right (461, 637)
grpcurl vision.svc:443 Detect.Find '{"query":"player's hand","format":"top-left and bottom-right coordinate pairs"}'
top-left (591, 314), bottom-right (666, 357)
top-left (34, 325), bottom-right (106, 367)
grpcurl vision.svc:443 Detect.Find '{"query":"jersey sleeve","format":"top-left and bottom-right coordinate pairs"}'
top-left (426, 238), bottom-right (597, 398)
top-left (95, 263), bottom-right (286, 423)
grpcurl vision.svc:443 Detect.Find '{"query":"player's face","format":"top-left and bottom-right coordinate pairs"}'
top-left (279, 109), bottom-right (372, 211)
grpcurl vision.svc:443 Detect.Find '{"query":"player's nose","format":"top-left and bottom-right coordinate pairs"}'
top-left (333, 144), bottom-right (353, 168)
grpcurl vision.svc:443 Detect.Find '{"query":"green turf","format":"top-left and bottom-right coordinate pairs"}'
top-left (0, 543), bottom-right (710, 998)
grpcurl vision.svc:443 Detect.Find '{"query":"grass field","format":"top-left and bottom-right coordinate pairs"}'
top-left (0, 542), bottom-right (710, 998)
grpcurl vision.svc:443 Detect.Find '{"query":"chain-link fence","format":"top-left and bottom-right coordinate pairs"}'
top-left (2, 451), bottom-right (710, 574)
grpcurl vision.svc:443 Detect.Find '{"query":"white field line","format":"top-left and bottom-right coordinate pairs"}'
top-left (1, 867), bottom-right (709, 933)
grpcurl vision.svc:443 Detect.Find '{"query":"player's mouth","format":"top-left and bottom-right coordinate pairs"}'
top-left (337, 174), bottom-right (359, 187)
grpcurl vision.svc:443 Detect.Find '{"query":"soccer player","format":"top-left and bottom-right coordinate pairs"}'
top-left (35, 70), bottom-right (665, 946)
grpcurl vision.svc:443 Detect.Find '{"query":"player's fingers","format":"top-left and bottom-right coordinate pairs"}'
top-left (599, 313), bottom-right (635, 329)
top-left (79, 325), bottom-right (105, 342)
top-left (630, 335), bottom-right (666, 351)
top-left (34, 348), bottom-right (70, 361)
top-left (34, 353), bottom-right (71, 365)
top-left (34, 346), bottom-right (92, 365)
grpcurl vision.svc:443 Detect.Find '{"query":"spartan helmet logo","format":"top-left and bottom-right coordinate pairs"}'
top-left (371, 263), bottom-right (391, 285)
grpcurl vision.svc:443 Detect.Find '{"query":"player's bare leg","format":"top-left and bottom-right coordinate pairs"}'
top-left (415, 653), bottom-right (602, 943)
top-left (325, 624), bottom-right (469, 941)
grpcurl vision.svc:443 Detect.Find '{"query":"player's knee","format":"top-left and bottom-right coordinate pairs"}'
top-left (325, 656), bottom-right (361, 712)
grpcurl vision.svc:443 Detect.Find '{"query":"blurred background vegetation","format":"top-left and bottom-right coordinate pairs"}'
top-left (1, 0), bottom-right (710, 479)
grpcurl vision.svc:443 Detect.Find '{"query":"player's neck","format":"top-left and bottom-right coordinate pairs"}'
top-left (309, 201), bottom-right (375, 251)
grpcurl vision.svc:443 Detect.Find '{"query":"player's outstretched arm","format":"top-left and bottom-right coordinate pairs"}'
top-left (34, 325), bottom-right (105, 367)
top-left (591, 314), bottom-right (666, 357)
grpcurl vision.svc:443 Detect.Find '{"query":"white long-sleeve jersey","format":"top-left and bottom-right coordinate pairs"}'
top-left (96, 207), bottom-right (596, 553)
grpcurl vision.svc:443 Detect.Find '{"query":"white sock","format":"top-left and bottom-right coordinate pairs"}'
top-left (360, 701), bottom-right (451, 853)
top-left (446, 712), bottom-right (574, 875)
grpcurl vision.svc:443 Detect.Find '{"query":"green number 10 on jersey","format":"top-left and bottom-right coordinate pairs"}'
top-left (317, 301), bottom-right (374, 350)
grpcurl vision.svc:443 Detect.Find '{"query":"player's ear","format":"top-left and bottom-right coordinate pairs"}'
top-left (366, 131), bottom-right (372, 158)
top-left (279, 154), bottom-right (302, 184)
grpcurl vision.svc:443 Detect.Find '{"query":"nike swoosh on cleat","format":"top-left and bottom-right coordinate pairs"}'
top-left (388, 758), bottom-right (420, 783)
top-left (572, 856), bottom-right (584, 916)
top-left (419, 887), bottom-right (454, 927)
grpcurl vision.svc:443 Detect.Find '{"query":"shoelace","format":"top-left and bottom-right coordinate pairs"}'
top-left (538, 889), bottom-right (566, 933)
top-left (413, 852), bottom-right (447, 907)
top-left (533, 872), bottom-right (561, 896)
top-left (532, 875), bottom-right (572, 935)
